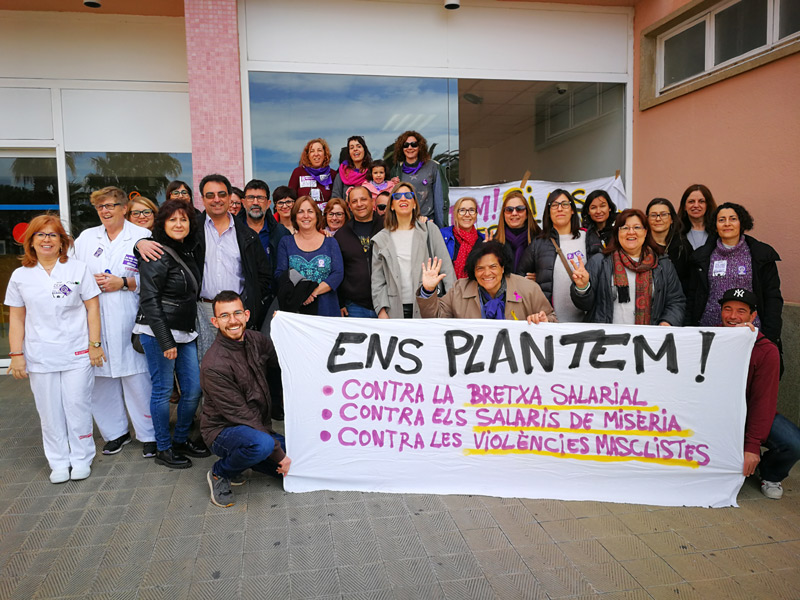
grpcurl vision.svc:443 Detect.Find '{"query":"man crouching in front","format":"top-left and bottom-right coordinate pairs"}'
top-left (200, 290), bottom-right (291, 507)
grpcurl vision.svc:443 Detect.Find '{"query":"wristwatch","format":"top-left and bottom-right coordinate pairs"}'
top-left (89, 341), bottom-right (102, 348)
top-left (121, 277), bottom-right (129, 291)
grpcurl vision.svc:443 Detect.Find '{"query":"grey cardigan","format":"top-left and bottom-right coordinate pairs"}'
top-left (371, 220), bottom-right (456, 318)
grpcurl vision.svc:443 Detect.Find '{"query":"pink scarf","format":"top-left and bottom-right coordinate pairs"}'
top-left (338, 162), bottom-right (368, 186)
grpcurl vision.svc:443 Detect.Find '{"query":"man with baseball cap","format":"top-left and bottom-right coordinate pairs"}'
top-left (720, 287), bottom-right (800, 499)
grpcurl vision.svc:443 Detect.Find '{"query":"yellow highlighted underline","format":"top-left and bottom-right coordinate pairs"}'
top-left (465, 403), bottom-right (659, 412)
top-left (462, 448), bottom-right (699, 468)
top-left (472, 426), bottom-right (693, 438)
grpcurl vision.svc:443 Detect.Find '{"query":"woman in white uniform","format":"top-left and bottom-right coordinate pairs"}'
top-left (75, 187), bottom-right (157, 458)
top-left (6, 214), bottom-right (106, 483)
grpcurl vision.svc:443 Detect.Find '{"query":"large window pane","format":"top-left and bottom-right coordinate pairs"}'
top-left (66, 152), bottom-right (192, 238)
top-left (0, 156), bottom-right (59, 358)
top-left (249, 73), bottom-right (458, 191)
top-left (664, 23), bottom-right (707, 86)
top-left (780, 0), bottom-right (800, 38)
top-left (715, 0), bottom-right (768, 65)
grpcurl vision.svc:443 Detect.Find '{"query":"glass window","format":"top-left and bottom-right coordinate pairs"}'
top-left (0, 155), bottom-right (59, 358)
top-left (779, 0), bottom-right (800, 38)
top-left (664, 23), bottom-right (707, 86)
top-left (66, 152), bottom-right (192, 238)
top-left (714, 0), bottom-right (768, 65)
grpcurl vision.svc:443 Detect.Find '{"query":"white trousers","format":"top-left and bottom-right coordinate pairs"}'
top-left (29, 365), bottom-right (96, 471)
top-left (93, 373), bottom-right (155, 442)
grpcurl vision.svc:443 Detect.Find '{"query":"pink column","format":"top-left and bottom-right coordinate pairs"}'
top-left (184, 0), bottom-right (245, 207)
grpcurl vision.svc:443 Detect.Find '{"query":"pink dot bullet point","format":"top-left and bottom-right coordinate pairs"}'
top-left (322, 409), bottom-right (332, 420)
top-left (323, 386), bottom-right (334, 396)
top-left (320, 431), bottom-right (331, 442)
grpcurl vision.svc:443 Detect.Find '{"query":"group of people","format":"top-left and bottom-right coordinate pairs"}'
top-left (5, 139), bottom-right (799, 504)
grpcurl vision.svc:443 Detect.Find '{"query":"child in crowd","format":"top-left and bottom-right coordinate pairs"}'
top-left (364, 160), bottom-right (396, 199)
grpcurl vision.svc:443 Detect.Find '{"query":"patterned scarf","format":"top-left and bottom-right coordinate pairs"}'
top-left (612, 246), bottom-right (658, 325)
top-left (452, 226), bottom-right (479, 279)
top-left (338, 161), bottom-right (368, 186)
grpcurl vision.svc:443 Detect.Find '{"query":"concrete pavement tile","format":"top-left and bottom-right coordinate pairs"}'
top-left (450, 508), bottom-right (497, 531)
top-left (646, 583), bottom-right (703, 600)
top-left (411, 510), bottom-right (459, 534)
top-left (598, 536), bottom-right (658, 561)
top-left (702, 547), bottom-right (769, 576)
top-left (565, 500), bottom-right (612, 519)
top-left (530, 565), bottom-right (593, 597)
top-left (288, 521), bottom-right (333, 546)
top-left (384, 556), bottom-right (438, 587)
top-left (88, 562), bottom-right (147, 593)
top-left (540, 518), bottom-right (594, 542)
top-left (151, 535), bottom-right (201, 561)
top-left (336, 562), bottom-right (391, 594)
top-left (686, 577), bottom-right (753, 600)
top-left (324, 501), bottom-right (369, 522)
top-left (681, 505), bottom-right (742, 525)
top-left (158, 515), bottom-right (204, 538)
top-left (330, 518), bottom-right (375, 543)
top-left (64, 524), bottom-right (117, 548)
top-left (431, 552), bottom-right (483, 581)
top-left (203, 512), bottom-right (247, 533)
top-left (662, 553), bottom-right (728, 581)
top-left (479, 496), bottom-right (523, 508)
top-left (519, 498), bottom-right (574, 522)
top-left (376, 534), bottom-right (427, 561)
top-left (108, 519), bottom-right (161, 545)
top-left (323, 490), bottom-right (363, 503)
top-left (488, 573), bottom-right (547, 600)
top-left (577, 515), bottom-right (633, 538)
top-left (637, 531), bottom-right (695, 556)
top-left (343, 589), bottom-right (402, 600)
top-left (404, 494), bottom-right (448, 513)
top-left (332, 538), bottom-right (381, 566)
top-left (142, 557), bottom-right (194, 587)
top-left (569, 590), bottom-right (653, 600)
top-left (363, 494), bottom-right (409, 517)
top-left (577, 561), bottom-right (641, 593)
top-left (245, 504), bottom-right (288, 528)
top-left (0, 550), bottom-right (57, 578)
top-left (192, 553), bottom-right (242, 582)
top-left (654, 507), bottom-right (713, 530)
top-left (516, 543), bottom-right (572, 570)
top-left (288, 503), bottom-right (329, 525)
top-left (715, 521), bottom-right (780, 546)
top-left (187, 578), bottom-right (240, 600)
top-left (733, 571), bottom-right (800, 600)
top-left (5, 573), bottom-right (45, 600)
top-left (485, 504), bottom-right (535, 528)
top-left (389, 583), bottom-right (446, 599)
top-left (32, 567), bottom-right (95, 598)
top-left (30, 510), bottom-right (80, 531)
top-left (499, 521), bottom-right (551, 546)
top-left (744, 541), bottom-right (800, 570)
top-left (288, 566), bottom-right (340, 598)
top-left (419, 531), bottom-right (473, 560)
top-left (442, 495), bottom-right (486, 511)
top-left (369, 514), bottom-right (415, 538)
top-left (441, 576), bottom-right (499, 599)
top-left (49, 543), bottom-right (105, 572)
top-left (241, 549), bottom-right (289, 576)
top-left (749, 517), bottom-right (800, 541)
top-left (462, 528), bottom-right (512, 552)
top-left (198, 530), bottom-right (245, 561)
top-left (288, 543), bottom-right (336, 571)
top-left (240, 573), bottom-right (290, 600)
top-left (673, 526), bottom-right (738, 551)
top-left (621, 557), bottom-right (684, 587)
top-left (20, 527), bottom-right (73, 552)
top-left (617, 511), bottom-right (674, 534)
top-left (473, 548), bottom-right (528, 577)
top-left (138, 584), bottom-right (190, 600)
top-left (77, 505), bottom-right (125, 527)
top-left (557, 539), bottom-right (616, 564)
top-left (284, 489), bottom-right (327, 507)
top-left (84, 590), bottom-right (138, 600)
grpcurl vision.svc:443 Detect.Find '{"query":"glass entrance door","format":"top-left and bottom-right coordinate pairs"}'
top-left (0, 150), bottom-right (60, 361)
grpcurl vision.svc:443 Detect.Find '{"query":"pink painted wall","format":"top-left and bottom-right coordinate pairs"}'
top-left (184, 0), bottom-right (245, 206)
top-left (632, 0), bottom-right (800, 301)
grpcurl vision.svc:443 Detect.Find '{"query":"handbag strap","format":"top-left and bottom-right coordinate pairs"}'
top-left (160, 245), bottom-right (199, 292)
top-left (550, 237), bottom-right (574, 277)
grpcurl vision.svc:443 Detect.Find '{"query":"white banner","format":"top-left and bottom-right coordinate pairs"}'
top-left (449, 175), bottom-right (628, 232)
top-left (272, 313), bottom-right (756, 508)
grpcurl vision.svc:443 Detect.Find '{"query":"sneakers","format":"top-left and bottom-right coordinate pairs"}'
top-left (154, 448), bottom-right (192, 469)
top-left (230, 472), bottom-right (247, 486)
top-left (102, 432), bottom-right (131, 455)
top-left (761, 480), bottom-right (784, 499)
top-left (50, 469), bottom-right (70, 484)
top-left (207, 470), bottom-right (235, 507)
top-left (142, 442), bottom-right (157, 458)
top-left (173, 438), bottom-right (211, 458)
top-left (70, 465), bottom-right (91, 480)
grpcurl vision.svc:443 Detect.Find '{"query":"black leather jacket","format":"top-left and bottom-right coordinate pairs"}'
top-left (135, 235), bottom-right (202, 352)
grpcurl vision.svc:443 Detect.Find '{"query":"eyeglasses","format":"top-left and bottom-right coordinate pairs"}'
top-left (170, 189), bottom-right (190, 197)
top-left (34, 232), bottom-right (59, 240)
top-left (244, 194), bottom-right (268, 202)
top-left (504, 206), bottom-right (527, 214)
top-left (457, 208), bottom-right (477, 216)
top-left (327, 211), bottom-right (345, 218)
top-left (402, 141), bottom-right (419, 149)
top-left (648, 212), bottom-right (670, 220)
top-left (204, 191), bottom-right (229, 199)
top-left (619, 225), bottom-right (645, 233)
top-left (276, 200), bottom-right (294, 207)
top-left (392, 192), bottom-right (415, 200)
top-left (96, 203), bottom-right (122, 211)
top-left (216, 310), bottom-right (245, 320)
top-left (376, 204), bottom-right (387, 211)
top-left (130, 209), bottom-right (154, 217)
top-left (549, 201), bottom-right (572, 210)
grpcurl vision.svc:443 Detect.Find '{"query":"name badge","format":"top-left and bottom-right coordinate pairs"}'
top-left (310, 188), bottom-right (321, 202)
top-left (299, 176), bottom-right (317, 188)
top-left (566, 250), bottom-right (585, 269)
top-left (122, 254), bottom-right (139, 271)
top-left (93, 247), bottom-right (103, 257)
top-left (712, 260), bottom-right (727, 277)
top-left (52, 282), bottom-right (75, 298)
top-left (737, 265), bottom-right (747, 275)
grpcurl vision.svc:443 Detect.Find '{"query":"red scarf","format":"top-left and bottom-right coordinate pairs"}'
top-left (612, 246), bottom-right (658, 325)
top-left (452, 226), bottom-right (479, 279)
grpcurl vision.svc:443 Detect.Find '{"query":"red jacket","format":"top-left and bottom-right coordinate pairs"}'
top-left (744, 332), bottom-right (779, 454)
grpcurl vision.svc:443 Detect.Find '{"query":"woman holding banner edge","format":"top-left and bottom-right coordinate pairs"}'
top-left (569, 208), bottom-right (685, 326)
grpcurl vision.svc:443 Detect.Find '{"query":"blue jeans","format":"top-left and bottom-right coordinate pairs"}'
top-left (345, 301), bottom-right (377, 319)
top-left (760, 413), bottom-right (800, 482)
top-left (140, 334), bottom-right (201, 452)
top-left (211, 425), bottom-right (286, 480)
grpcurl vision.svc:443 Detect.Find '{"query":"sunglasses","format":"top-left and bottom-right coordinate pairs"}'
top-left (402, 141), bottom-right (419, 149)
top-left (504, 206), bottom-right (527, 214)
top-left (376, 204), bottom-right (387, 211)
top-left (392, 192), bottom-right (415, 200)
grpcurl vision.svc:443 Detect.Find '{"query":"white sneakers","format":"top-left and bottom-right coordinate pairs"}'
top-left (49, 469), bottom-right (70, 484)
top-left (70, 465), bottom-right (91, 481)
top-left (761, 480), bottom-right (783, 500)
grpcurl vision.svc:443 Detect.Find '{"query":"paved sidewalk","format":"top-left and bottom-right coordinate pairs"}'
top-left (0, 376), bottom-right (798, 599)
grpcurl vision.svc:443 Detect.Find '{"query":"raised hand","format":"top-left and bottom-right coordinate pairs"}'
top-left (571, 255), bottom-right (590, 289)
top-left (421, 257), bottom-right (446, 293)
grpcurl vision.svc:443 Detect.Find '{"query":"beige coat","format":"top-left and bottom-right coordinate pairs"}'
top-left (416, 274), bottom-right (558, 322)
top-left (372, 220), bottom-right (456, 319)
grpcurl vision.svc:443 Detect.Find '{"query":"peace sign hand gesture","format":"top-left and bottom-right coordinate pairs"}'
top-left (571, 255), bottom-right (590, 289)
top-left (421, 257), bottom-right (446, 294)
